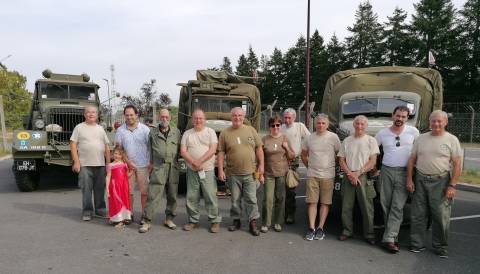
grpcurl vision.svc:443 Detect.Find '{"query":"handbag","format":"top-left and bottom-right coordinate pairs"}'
top-left (286, 168), bottom-right (299, 188)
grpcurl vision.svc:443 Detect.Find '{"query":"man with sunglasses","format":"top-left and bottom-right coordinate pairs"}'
top-left (375, 106), bottom-right (419, 253)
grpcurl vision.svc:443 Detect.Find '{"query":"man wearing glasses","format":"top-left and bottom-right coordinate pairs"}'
top-left (375, 106), bottom-right (419, 253)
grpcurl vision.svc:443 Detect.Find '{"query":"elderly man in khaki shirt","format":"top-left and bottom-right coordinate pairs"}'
top-left (407, 110), bottom-right (462, 258)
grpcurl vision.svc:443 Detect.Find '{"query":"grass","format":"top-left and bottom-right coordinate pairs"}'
top-left (460, 170), bottom-right (480, 185)
top-left (0, 148), bottom-right (10, 158)
top-left (462, 143), bottom-right (480, 148)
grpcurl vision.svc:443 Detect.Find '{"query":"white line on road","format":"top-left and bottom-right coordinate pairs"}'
top-left (450, 214), bottom-right (480, 221)
top-left (464, 157), bottom-right (480, 162)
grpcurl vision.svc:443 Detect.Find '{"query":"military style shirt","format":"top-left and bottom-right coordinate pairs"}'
top-left (149, 126), bottom-right (181, 165)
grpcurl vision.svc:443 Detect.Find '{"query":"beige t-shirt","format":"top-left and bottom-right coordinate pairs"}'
top-left (70, 122), bottom-right (110, 166)
top-left (181, 126), bottom-right (218, 171)
top-left (338, 134), bottom-right (379, 171)
top-left (281, 122), bottom-right (310, 156)
top-left (218, 125), bottom-right (262, 176)
top-left (412, 131), bottom-right (462, 174)
top-left (262, 134), bottom-right (289, 177)
top-left (302, 131), bottom-right (341, 179)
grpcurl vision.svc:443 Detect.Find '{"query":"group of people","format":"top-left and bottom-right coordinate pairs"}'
top-left (69, 104), bottom-right (461, 259)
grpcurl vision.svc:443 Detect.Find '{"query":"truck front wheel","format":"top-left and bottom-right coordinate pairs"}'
top-left (13, 170), bottom-right (40, 192)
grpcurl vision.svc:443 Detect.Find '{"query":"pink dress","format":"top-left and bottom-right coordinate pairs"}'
top-left (107, 163), bottom-right (132, 222)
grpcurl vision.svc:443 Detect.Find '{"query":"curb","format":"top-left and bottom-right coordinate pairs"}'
top-left (458, 183), bottom-right (480, 193)
top-left (0, 155), bottom-right (12, 161)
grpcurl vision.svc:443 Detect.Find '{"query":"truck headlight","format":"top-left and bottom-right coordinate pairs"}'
top-left (35, 119), bottom-right (45, 129)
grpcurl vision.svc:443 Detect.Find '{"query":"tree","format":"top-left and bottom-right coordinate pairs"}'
top-left (246, 45), bottom-right (260, 75)
top-left (310, 30), bottom-right (329, 107)
top-left (345, 0), bottom-right (384, 68)
top-left (0, 69), bottom-right (31, 129)
top-left (235, 54), bottom-right (250, 76)
top-left (282, 36), bottom-right (307, 107)
top-left (381, 7), bottom-right (416, 66)
top-left (121, 79), bottom-right (172, 118)
top-left (220, 57), bottom-right (233, 73)
top-left (260, 48), bottom-right (285, 105)
top-left (325, 33), bottom-right (348, 76)
top-left (454, 0), bottom-right (480, 99)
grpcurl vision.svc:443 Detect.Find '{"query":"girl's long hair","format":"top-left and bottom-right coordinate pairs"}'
top-left (113, 145), bottom-right (129, 164)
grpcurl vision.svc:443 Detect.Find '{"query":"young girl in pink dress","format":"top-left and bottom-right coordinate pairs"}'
top-left (106, 146), bottom-right (132, 228)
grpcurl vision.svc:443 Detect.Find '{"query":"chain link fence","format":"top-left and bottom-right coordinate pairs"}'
top-left (443, 102), bottom-right (479, 143)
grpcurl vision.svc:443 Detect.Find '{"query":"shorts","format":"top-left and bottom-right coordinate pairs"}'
top-left (305, 177), bottom-right (334, 204)
top-left (128, 167), bottom-right (150, 194)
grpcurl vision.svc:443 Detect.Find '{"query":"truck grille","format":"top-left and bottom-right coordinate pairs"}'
top-left (47, 108), bottom-right (84, 145)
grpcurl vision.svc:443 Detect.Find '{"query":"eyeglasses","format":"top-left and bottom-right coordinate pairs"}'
top-left (395, 136), bottom-right (400, 147)
top-left (270, 124), bottom-right (281, 128)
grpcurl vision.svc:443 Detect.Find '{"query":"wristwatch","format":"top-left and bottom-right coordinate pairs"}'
top-left (448, 184), bottom-right (456, 189)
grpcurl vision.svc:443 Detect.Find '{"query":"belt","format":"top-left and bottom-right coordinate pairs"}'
top-left (416, 170), bottom-right (449, 179)
top-left (382, 165), bottom-right (407, 170)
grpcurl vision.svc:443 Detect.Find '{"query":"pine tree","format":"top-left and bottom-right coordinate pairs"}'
top-left (381, 7), bottom-right (416, 66)
top-left (220, 56), bottom-right (233, 73)
top-left (261, 48), bottom-right (285, 105)
top-left (235, 54), bottom-right (250, 76)
top-left (345, 1), bottom-right (384, 68)
top-left (309, 30), bottom-right (329, 107)
top-left (247, 45), bottom-right (260, 76)
top-left (325, 33), bottom-right (348, 76)
top-left (282, 36), bottom-right (307, 108)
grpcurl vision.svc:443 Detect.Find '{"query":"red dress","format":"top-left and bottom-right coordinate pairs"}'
top-left (108, 163), bottom-right (132, 222)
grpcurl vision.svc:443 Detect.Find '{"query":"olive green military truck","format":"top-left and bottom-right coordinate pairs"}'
top-left (11, 69), bottom-right (107, 191)
top-left (176, 70), bottom-right (262, 192)
top-left (321, 66), bottom-right (443, 223)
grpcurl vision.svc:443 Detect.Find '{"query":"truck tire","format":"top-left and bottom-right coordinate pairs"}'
top-left (13, 170), bottom-right (40, 192)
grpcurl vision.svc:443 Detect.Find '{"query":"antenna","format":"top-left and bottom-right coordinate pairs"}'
top-left (110, 64), bottom-right (116, 120)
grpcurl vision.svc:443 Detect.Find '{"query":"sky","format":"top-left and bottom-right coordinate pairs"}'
top-left (1, 0), bottom-right (467, 108)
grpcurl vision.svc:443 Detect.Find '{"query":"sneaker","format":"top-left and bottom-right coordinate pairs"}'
top-left (82, 215), bottom-right (92, 221)
top-left (260, 226), bottom-right (269, 233)
top-left (164, 219), bottom-right (177, 230)
top-left (249, 219), bottom-right (260, 236)
top-left (314, 228), bottom-right (325, 240)
top-left (183, 222), bottom-right (199, 231)
top-left (209, 223), bottom-right (220, 233)
top-left (273, 224), bottom-right (282, 232)
top-left (285, 216), bottom-right (295, 224)
top-left (305, 229), bottom-right (316, 241)
top-left (435, 249), bottom-right (448, 259)
top-left (228, 219), bottom-right (241, 232)
top-left (409, 246), bottom-right (426, 253)
top-left (138, 222), bottom-right (151, 233)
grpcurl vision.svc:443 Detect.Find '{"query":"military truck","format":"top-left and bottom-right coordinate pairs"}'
top-left (11, 69), bottom-right (106, 191)
top-left (176, 70), bottom-right (262, 192)
top-left (321, 66), bottom-right (443, 222)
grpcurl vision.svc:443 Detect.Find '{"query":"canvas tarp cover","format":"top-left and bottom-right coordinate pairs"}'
top-left (321, 66), bottom-right (443, 131)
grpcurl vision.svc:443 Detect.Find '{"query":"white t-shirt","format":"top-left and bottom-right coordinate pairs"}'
top-left (281, 122), bottom-right (310, 156)
top-left (338, 134), bottom-right (380, 171)
top-left (375, 125), bottom-right (419, 167)
top-left (301, 131), bottom-right (341, 179)
top-left (70, 122), bottom-right (110, 166)
top-left (181, 126), bottom-right (218, 171)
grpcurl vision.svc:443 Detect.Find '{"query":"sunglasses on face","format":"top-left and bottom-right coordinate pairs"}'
top-left (270, 124), bottom-right (281, 128)
top-left (395, 136), bottom-right (400, 147)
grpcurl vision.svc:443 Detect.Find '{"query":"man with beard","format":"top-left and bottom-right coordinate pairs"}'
top-left (407, 110), bottom-right (462, 258)
top-left (375, 106), bottom-right (419, 253)
top-left (139, 108), bottom-right (181, 233)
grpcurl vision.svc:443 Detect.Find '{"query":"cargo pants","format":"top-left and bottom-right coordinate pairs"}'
top-left (262, 175), bottom-right (286, 227)
top-left (379, 165), bottom-right (409, 243)
top-left (143, 162), bottom-right (178, 222)
top-left (341, 174), bottom-right (376, 239)
top-left (186, 168), bottom-right (221, 224)
top-left (410, 171), bottom-right (452, 253)
top-left (228, 174), bottom-right (260, 222)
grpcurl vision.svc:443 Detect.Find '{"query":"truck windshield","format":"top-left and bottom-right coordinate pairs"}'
top-left (342, 98), bottom-right (416, 117)
top-left (40, 84), bottom-right (96, 100)
top-left (193, 96), bottom-right (253, 116)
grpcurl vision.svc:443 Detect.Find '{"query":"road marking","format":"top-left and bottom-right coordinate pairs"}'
top-left (450, 214), bottom-right (480, 221)
top-left (464, 157), bottom-right (480, 162)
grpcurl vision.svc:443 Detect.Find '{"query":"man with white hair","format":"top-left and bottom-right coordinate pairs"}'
top-left (218, 107), bottom-right (264, 236)
top-left (407, 110), bottom-right (462, 258)
top-left (70, 105), bottom-right (110, 221)
top-left (338, 115), bottom-right (379, 245)
top-left (281, 108), bottom-right (310, 224)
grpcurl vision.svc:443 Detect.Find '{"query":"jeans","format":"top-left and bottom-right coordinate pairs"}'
top-left (78, 166), bottom-right (106, 216)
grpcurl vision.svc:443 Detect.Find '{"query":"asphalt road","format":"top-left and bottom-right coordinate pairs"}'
top-left (0, 158), bottom-right (479, 274)
top-left (464, 148), bottom-right (480, 171)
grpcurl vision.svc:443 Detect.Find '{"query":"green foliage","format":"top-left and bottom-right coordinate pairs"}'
top-left (0, 69), bottom-right (31, 129)
top-left (220, 57), bottom-right (233, 73)
top-left (121, 79), bottom-right (172, 118)
top-left (235, 54), bottom-right (250, 76)
top-left (381, 7), bottom-right (416, 66)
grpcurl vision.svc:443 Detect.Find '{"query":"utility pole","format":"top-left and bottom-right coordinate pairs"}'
top-left (110, 64), bottom-right (116, 121)
top-left (102, 78), bottom-right (112, 129)
top-left (305, 0), bottom-right (311, 128)
top-left (0, 95), bottom-right (7, 152)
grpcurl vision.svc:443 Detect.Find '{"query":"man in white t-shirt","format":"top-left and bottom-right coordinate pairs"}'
top-left (70, 105), bottom-right (110, 221)
top-left (281, 108), bottom-right (310, 224)
top-left (180, 109), bottom-right (221, 233)
top-left (407, 110), bottom-right (462, 258)
top-left (375, 106), bottom-right (419, 253)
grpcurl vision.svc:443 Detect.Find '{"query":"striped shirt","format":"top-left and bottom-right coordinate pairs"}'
top-left (115, 123), bottom-right (151, 167)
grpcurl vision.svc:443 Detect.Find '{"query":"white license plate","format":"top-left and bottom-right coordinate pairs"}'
top-left (15, 160), bottom-right (36, 171)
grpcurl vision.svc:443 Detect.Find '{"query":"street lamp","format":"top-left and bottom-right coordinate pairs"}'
top-left (102, 78), bottom-right (112, 129)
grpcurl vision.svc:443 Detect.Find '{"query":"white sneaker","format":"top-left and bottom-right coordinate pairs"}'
top-left (260, 226), bottom-right (269, 233)
top-left (138, 222), bottom-right (151, 233)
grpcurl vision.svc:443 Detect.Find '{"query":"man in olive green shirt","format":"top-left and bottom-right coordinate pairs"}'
top-left (407, 110), bottom-right (462, 258)
top-left (218, 107), bottom-right (264, 236)
top-left (139, 109), bottom-right (181, 233)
